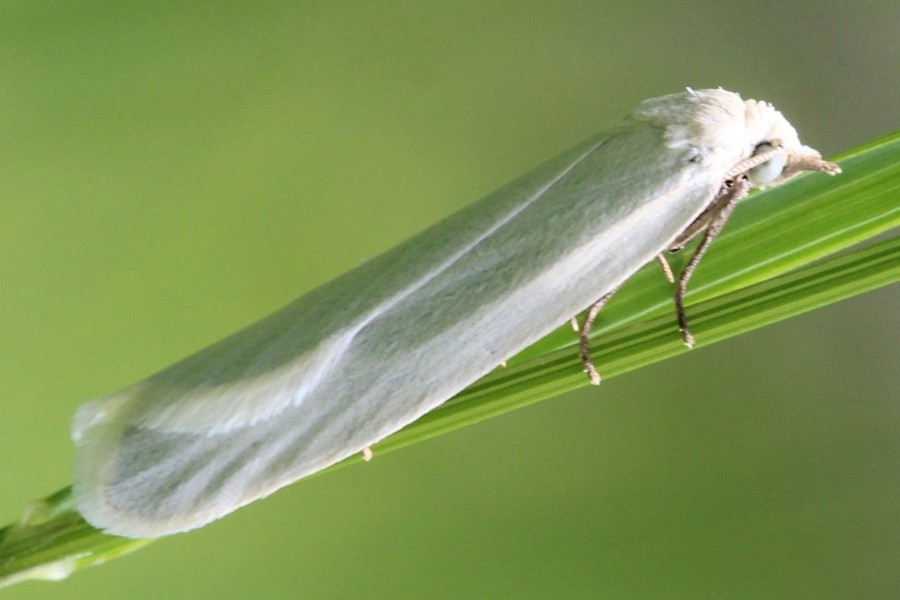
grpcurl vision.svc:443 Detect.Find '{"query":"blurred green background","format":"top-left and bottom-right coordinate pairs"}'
top-left (1, 1), bottom-right (898, 598)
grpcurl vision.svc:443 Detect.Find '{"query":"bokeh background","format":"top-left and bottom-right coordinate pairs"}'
top-left (2, 2), bottom-right (897, 598)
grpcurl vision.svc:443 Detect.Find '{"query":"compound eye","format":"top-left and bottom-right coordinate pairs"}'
top-left (748, 142), bottom-right (786, 185)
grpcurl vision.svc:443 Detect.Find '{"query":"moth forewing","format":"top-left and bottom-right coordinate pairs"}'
top-left (72, 88), bottom-right (839, 538)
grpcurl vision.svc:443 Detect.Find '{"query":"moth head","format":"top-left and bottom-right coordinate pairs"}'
top-left (738, 100), bottom-right (841, 188)
top-left (635, 89), bottom-right (842, 186)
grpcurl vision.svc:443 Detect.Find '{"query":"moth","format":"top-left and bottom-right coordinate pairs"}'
top-left (72, 88), bottom-right (840, 538)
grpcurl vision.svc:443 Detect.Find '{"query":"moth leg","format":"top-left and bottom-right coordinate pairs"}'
top-left (577, 288), bottom-right (619, 385)
top-left (578, 250), bottom-right (677, 384)
top-left (656, 254), bottom-right (675, 283)
top-left (578, 176), bottom-right (751, 382)
top-left (675, 176), bottom-right (752, 347)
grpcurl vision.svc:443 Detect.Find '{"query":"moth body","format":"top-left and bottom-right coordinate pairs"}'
top-left (72, 88), bottom-right (839, 537)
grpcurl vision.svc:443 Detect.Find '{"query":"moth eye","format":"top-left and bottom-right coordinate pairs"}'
top-left (748, 142), bottom-right (786, 185)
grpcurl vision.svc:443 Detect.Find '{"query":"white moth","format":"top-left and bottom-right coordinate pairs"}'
top-left (72, 88), bottom-right (840, 538)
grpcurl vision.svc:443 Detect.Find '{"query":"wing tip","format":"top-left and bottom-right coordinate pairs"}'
top-left (73, 469), bottom-right (219, 539)
top-left (71, 417), bottom-right (203, 539)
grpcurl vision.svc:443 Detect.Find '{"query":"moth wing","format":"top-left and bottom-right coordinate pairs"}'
top-left (73, 118), bottom-right (728, 537)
